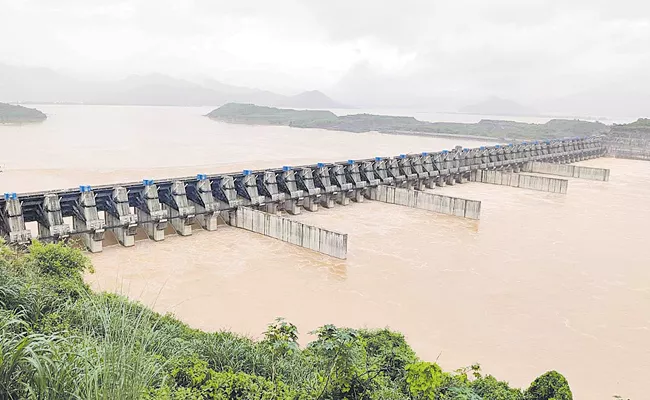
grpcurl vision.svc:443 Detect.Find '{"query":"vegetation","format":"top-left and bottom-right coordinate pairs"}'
top-left (0, 103), bottom-right (47, 124)
top-left (0, 239), bottom-right (574, 399)
top-left (207, 103), bottom-right (610, 140)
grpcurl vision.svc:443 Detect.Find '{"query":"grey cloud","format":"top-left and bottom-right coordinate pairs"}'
top-left (0, 0), bottom-right (649, 116)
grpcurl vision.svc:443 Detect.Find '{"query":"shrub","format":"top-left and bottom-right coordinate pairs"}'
top-left (406, 362), bottom-right (446, 399)
top-left (472, 375), bottom-right (524, 400)
top-left (525, 371), bottom-right (573, 400)
top-left (27, 241), bottom-right (92, 278)
top-left (150, 357), bottom-right (303, 400)
top-left (359, 328), bottom-right (417, 382)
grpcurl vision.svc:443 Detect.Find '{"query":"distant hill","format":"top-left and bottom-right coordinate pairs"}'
top-left (207, 103), bottom-right (609, 139)
top-left (208, 103), bottom-right (338, 125)
top-left (88, 75), bottom-right (231, 106)
top-left (459, 97), bottom-right (537, 116)
top-left (0, 64), bottom-right (347, 109)
top-left (198, 79), bottom-right (346, 108)
top-left (92, 74), bottom-right (346, 108)
top-left (0, 102), bottom-right (47, 123)
top-left (0, 63), bottom-right (85, 103)
top-left (273, 90), bottom-right (346, 109)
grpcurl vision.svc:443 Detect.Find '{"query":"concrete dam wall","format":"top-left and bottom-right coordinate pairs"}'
top-left (0, 137), bottom-right (607, 257)
top-left (370, 185), bottom-right (481, 220)
top-left (470, 170), bottom-right (569, 194)
top-left (522, 162), bottom-right (610, 182)
top-left (232, 207), bottom-right (348, 259)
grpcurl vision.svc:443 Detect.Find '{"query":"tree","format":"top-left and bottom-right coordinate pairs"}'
top-left (525, 371), bottom-right (572, 400)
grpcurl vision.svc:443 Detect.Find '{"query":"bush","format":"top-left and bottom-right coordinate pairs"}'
top-left (149, 356), bottom-right (304, 399)
top-left (525, 371), bottom-right (573, 400)
top-left (406, 362), bottom-right (446, 399)
top-left (472, 375), bottom-right (524, 400)
top-left (360, 328), bottom-right (417, 382)
top-left (27, 241), bottom-right (92, 278)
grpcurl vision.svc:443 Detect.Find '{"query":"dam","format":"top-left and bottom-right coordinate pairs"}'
top-left (1, 136), bottom-right (607, 258)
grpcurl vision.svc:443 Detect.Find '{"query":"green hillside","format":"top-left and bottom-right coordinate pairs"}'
top-left (0, 102), bottom-right (47, 123)
top-left (208, 103), bottom-right (610, 140)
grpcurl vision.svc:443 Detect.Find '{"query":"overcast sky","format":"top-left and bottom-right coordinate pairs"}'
top-left (1, 0), bottom-right (649, 113)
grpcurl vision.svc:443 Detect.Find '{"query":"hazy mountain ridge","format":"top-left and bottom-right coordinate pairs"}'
top-left (207, 103), bottom-right (612, 139)
top-left (0, 64), bottom-right (345, 109)
top-left (3, 63), bottom-right (649, 118)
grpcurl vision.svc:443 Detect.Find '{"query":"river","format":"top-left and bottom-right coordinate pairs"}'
top-left (1, 105), bottom-right (648, 399)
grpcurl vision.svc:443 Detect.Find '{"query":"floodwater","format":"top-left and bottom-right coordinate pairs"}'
top-left (1, 105), bottom-right (649, 399)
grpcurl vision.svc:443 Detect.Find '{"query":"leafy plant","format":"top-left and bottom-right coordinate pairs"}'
top-left (525, 371), bottom-right (573, 400)
top-left (406, 362), bottom-right (446, 399)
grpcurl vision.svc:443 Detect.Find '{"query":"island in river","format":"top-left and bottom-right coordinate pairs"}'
top-left (207, 103), bottom-right (612, 140)
top-left (0, 102), bottom-right (47, 124)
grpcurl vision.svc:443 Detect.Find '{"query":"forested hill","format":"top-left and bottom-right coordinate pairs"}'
top-left (0, 102), bottom-right (47, 123)
top-left (207, 103), bottom-right (611, 140)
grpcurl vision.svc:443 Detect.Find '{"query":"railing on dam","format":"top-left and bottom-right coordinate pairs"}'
top-left (0, 137), bottom-right (606, 254)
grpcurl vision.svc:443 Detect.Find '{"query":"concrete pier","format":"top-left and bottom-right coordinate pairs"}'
top-left (0, 193), bottom-right (31, 245)
top-left (314, 164), bottom-right (338, 209)
top-left (345, 160), bottom-right (367, 203)
top-left (470, 170), bottom-right (568, 194)
top-left (232, 207), bottom-right (348, 259)
top-left (360, 160), bottom-right (381, 199)
top-left (419, 153), bottom-right (440, 189)
top-left (135, 181), bottom-right (168, 241)
top-left (256, 171), bottom-right (285, 214)
top-left (278, 167), bottom-right (305, 215)
top-left (105, 187), bottom-right (138, 247)
top-left (162, 181), bottom-right (195, 236)
top-left (187, 175), bottom-right (219, 231)
top-left (521, 161), bottom-right (610, 181)
top-left (370, 158), bottom-right (394, 186)
top-left (370, 185), bottom-right (481, 220)
top-left (37, 194), bottom-right (71, 240)
top-left (397, 155), bottom-right (418, 189)
top-left (72, 186), bottom-right (105, 253)
top-left (330, 164), bottom-right (352, 205)
top-left (296, 168), bottom-right (321, 212)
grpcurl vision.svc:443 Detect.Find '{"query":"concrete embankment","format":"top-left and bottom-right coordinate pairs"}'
top-left (522, 161), bottom-right (610, 181)
top-left (470, 170), bottom-right (568, 194)
top-left (370, 185), bottom-right (481, 220)
top-left (607, 149), bottom-right (650, 161)
top-left (231, 207), bottom-right (348, 259)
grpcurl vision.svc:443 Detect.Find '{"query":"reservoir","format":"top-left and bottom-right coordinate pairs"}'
top-left (1, 105), bottom-right (648, 399)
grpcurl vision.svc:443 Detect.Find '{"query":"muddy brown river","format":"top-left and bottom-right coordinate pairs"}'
top-left (1, 105), bottom-right (648, 399)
